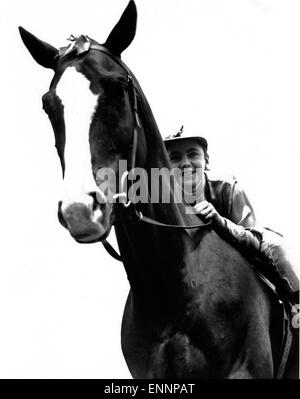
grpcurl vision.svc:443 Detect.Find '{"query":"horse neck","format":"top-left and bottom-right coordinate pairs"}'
top-left (114, 77), bottom-right (201, 301)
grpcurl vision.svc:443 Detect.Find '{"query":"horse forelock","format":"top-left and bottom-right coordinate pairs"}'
top-left (42, 90), bottom-right (66, 171)
top-left (58, 34), bottom-right (92, 59)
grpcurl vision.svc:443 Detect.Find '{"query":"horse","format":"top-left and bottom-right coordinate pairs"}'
top-left (19, 0), bottom-right (298, 378)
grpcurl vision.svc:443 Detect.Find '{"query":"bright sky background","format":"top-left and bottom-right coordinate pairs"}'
top-left (0, 0), bottom-right (300, 378)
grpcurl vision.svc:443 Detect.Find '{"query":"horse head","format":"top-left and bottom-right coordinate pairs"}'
top-left (19, 1), bottom-right (148, 244)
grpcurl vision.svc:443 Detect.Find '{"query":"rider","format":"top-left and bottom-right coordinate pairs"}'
top-left (164, 128), bottom-right (299, 328)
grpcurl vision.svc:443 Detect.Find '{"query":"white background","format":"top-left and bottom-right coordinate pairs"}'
top-left (0, 0), bottom-right (299, 378)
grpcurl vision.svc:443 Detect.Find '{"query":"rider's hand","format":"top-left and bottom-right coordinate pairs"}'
top-left (193, 201), bottom-right (225, 227)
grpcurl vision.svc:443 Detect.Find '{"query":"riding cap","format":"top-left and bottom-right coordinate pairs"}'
top-left (163, 126), bottom-right (208, 152)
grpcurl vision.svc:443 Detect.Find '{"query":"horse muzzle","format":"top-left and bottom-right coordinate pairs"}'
top-left (57, 190), bottom-right (113, 243)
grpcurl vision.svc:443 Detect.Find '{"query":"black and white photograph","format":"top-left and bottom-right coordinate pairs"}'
top-left (0, 0), bottom-right (299, 381)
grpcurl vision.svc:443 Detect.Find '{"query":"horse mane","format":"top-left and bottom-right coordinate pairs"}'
top-left (127, 72), bottom-right (206, 229)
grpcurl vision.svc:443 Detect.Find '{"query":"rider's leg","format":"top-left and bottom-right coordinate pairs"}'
top-left (260, 229), bottom-right (299, 305)
top-left (217, 219), bottom-right (299, 305)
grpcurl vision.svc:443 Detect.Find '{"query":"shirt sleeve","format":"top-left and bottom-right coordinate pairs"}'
top-left (229, 181), bottom-right (257, 228)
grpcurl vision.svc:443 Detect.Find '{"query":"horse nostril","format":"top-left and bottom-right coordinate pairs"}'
top-left (88, 191), bottom-right (107, 211)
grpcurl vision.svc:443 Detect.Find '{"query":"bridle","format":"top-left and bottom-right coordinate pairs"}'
top-left (59, 36), bottom-right (212, 261)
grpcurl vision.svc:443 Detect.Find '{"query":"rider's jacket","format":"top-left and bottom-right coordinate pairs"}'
top-left (204, 172), bottom-right (256, 228)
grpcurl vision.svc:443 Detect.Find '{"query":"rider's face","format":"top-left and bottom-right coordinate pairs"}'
top-left (167, 140), bottom-right (206, 192)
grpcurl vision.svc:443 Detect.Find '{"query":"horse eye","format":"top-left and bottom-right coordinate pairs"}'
top-left (42, 94), bottom-right (51, 114)
top-left (104, 80), bottom-right (126, 98)
top-left (108, 142), bottom-right (118, 152)
top-left (42, 91), bottom-right (63, 116)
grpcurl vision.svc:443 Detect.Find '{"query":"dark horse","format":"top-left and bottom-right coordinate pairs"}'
top-left (19, 1), bottom-right (298, 378)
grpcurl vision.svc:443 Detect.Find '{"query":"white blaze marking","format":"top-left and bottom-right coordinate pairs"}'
top-left (56, 67), bottom-right (99, 206)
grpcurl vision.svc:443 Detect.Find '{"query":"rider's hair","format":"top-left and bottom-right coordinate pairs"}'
top-left (204, 149), bottom-right (210, 171)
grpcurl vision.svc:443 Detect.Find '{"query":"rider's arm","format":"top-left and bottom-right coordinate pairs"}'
top-left (195, 180), bottom-right (262, 255)
top-left (228, 181), bottom-right (257, 228)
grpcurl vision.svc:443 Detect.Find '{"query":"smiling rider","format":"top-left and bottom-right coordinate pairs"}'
top-left (164, 128), bottom-right (299, 330)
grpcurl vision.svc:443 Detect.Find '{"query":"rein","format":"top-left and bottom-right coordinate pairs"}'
top-left (60, 38), bottom-right (212, 262)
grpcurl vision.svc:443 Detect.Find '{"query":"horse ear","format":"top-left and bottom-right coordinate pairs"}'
top-left (18, 26), bottom-right (58, 70)
top-left (104, 0), bottom-right (137, 56)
